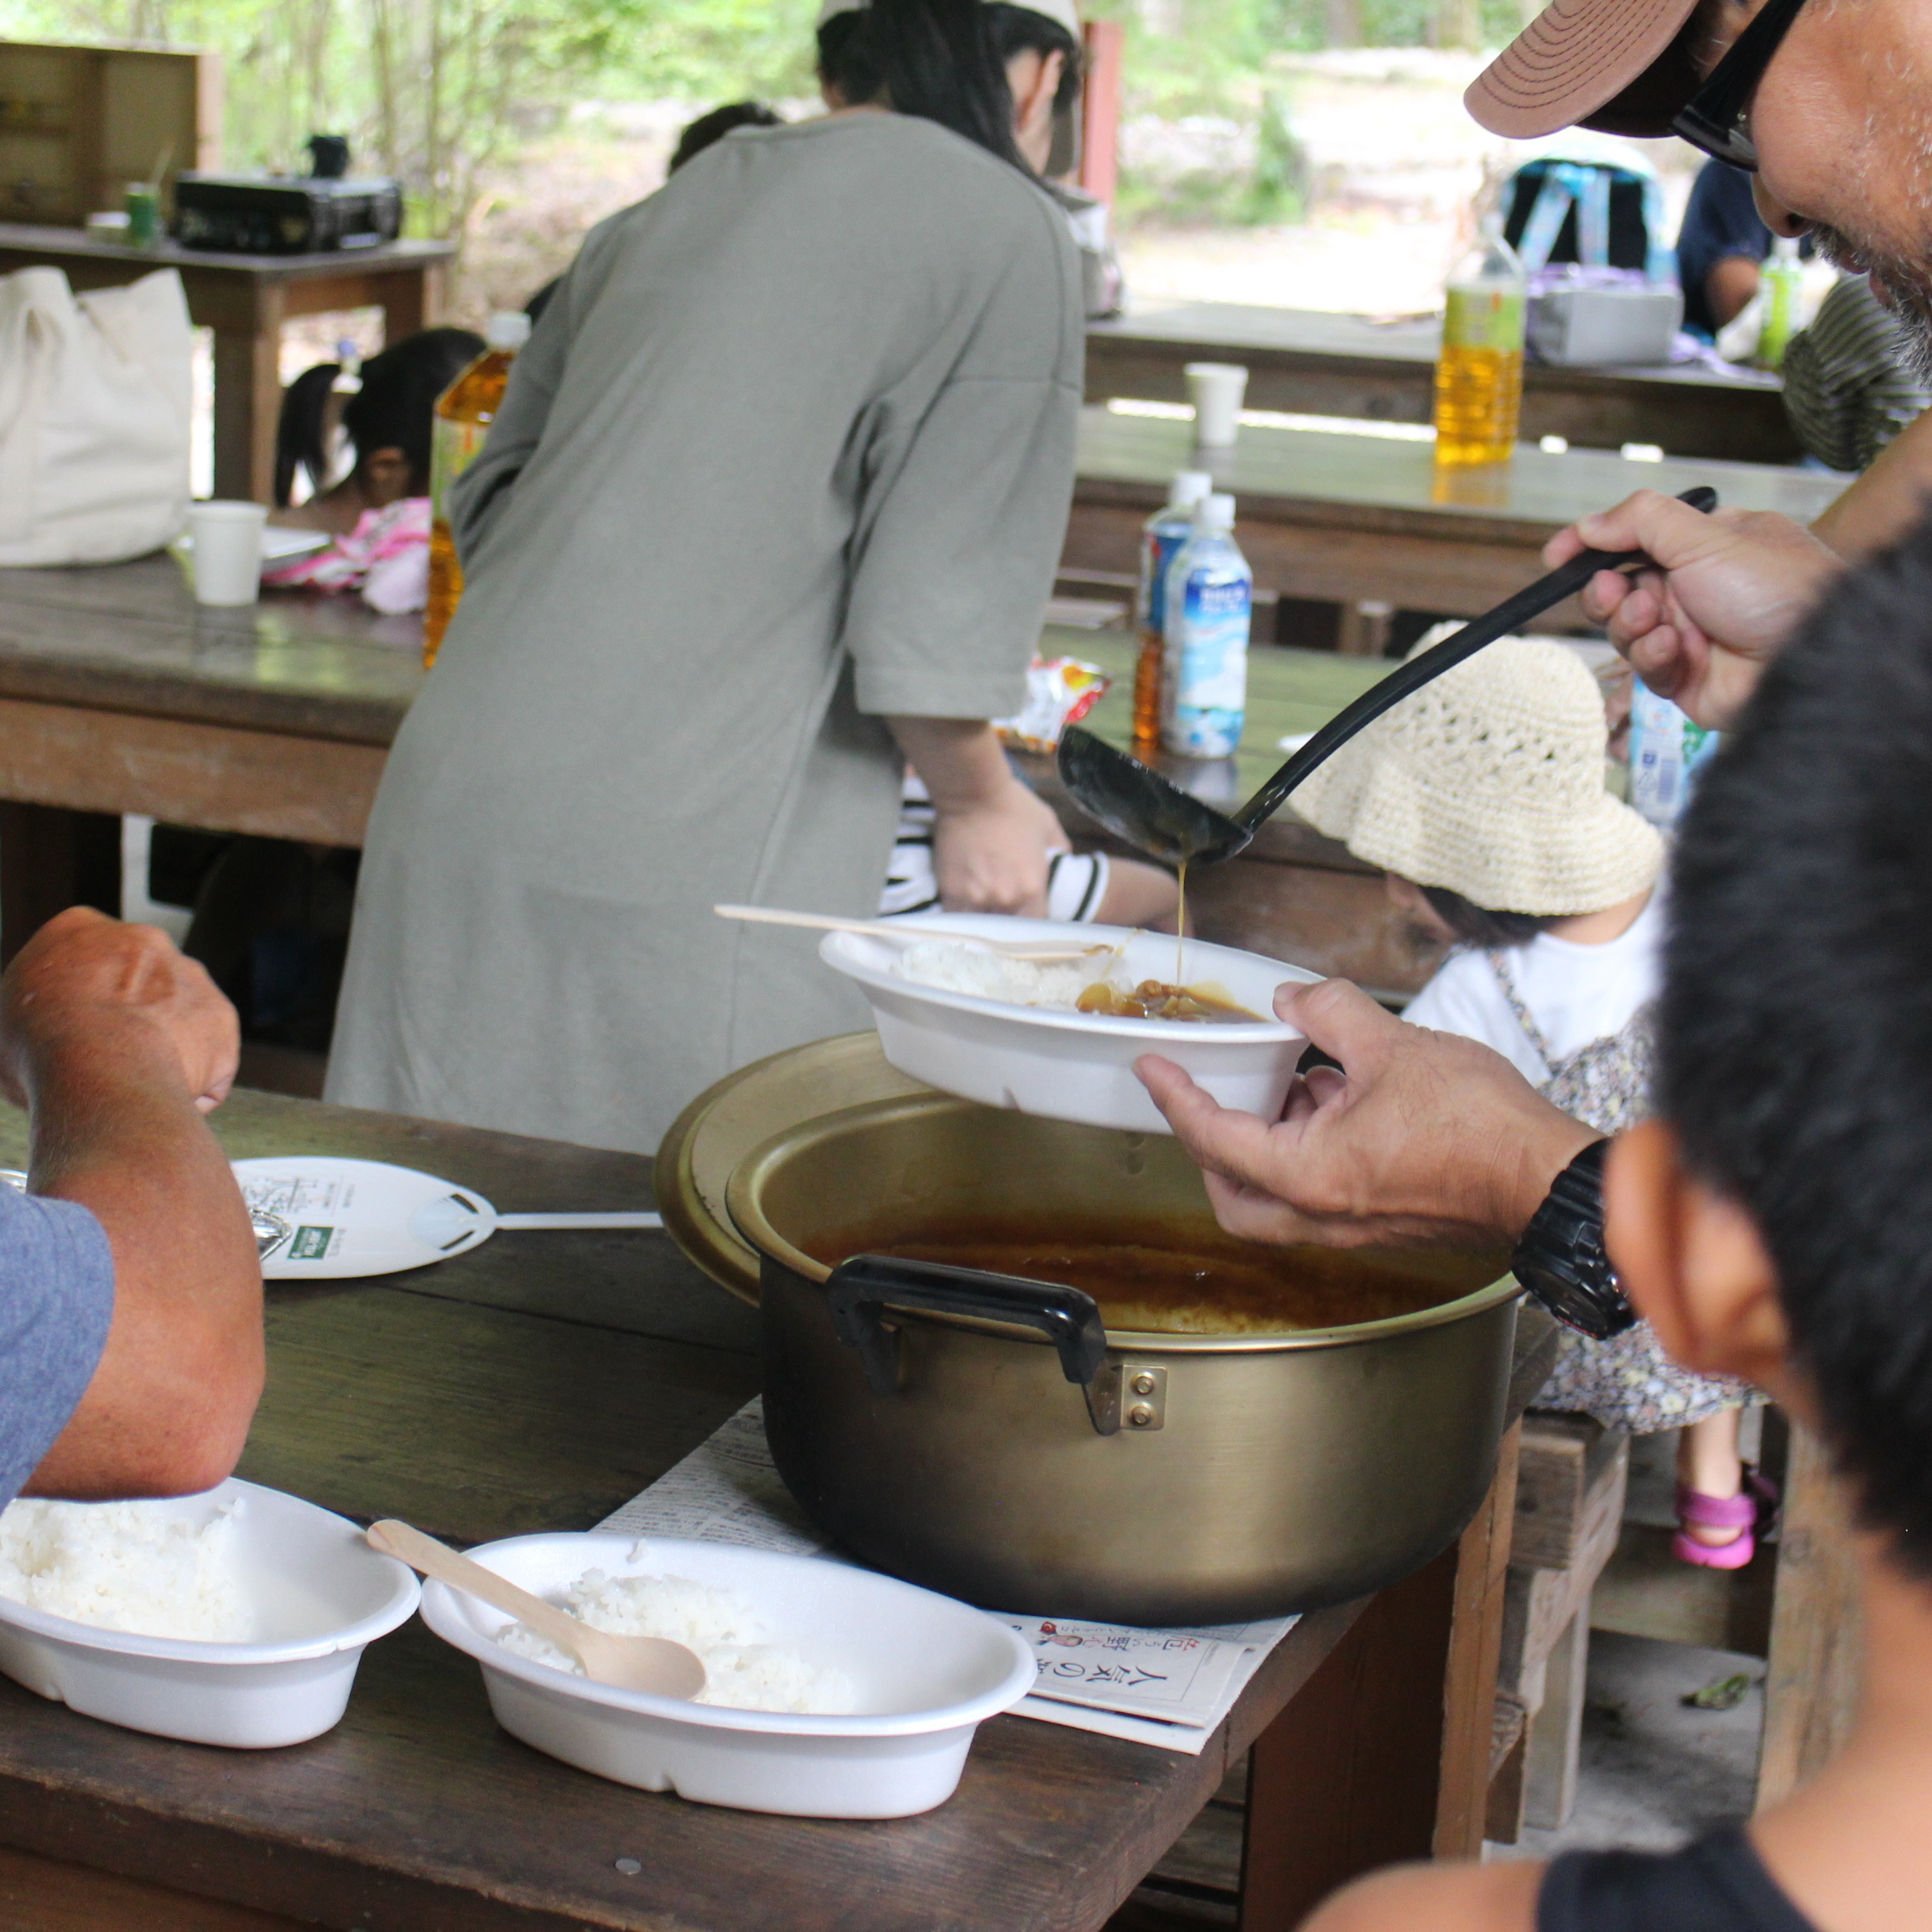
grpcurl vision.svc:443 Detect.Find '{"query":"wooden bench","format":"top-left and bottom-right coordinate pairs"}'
top-left (1488, 1415), bottom-right (1630, 1840)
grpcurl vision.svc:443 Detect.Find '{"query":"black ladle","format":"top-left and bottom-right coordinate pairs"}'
top-left (1058, 485), bottom-right (1718, 869)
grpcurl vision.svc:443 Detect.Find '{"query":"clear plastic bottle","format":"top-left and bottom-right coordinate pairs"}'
top-left (1432, 212), bottom-right (1527, 468)
top-left (1161, 492), bottom-right (1252, 759)
top-left (423, 309), bottom-right (530, 668)
top-left (1756, 235), bottom-right (1804, 371)
top-left (1132, 469), bottom-right (1213, 753)
top-left (1628, 677), bottom-right (1721, 828)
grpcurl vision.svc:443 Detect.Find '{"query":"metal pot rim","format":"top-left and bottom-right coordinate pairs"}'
top-left (724, 1093), bottom-right (1522, 1354)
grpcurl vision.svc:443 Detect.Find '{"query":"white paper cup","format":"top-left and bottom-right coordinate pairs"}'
top-left (1184, 361), bottom-right (1249, 448)
top-left (188, 501), bottom-right (268, 606)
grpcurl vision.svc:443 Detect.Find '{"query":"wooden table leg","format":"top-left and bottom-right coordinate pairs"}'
top-left (1758, 1420), bottom-right (1865, 1807)
top-left (0, 805), bottom-right (122, 965)
top-left (1238, 1424), bottom-right (1524, 1927)
top-left (211, 283), bottom-right (285, 504)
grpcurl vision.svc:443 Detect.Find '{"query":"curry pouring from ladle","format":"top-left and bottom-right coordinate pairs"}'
top-left (1057, 486), bottom-right (1718, 870)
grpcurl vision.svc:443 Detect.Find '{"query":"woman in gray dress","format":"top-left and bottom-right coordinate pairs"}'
top-left (327, 0), bottom-right (1090, 1153)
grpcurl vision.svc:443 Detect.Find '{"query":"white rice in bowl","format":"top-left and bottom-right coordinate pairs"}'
top-left (0, 1498), bottom-right (251, 1641)
top-left (495, 1564), bottom-right (854, 1715)
top-left (891, 939), bottom-right (1093, 1010)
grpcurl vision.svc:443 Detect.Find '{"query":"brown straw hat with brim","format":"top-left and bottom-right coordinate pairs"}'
top-left (1467, 0), bottom-right (1706, 141)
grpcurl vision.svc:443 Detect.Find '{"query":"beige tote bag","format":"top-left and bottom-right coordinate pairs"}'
top-left (0, 265), bottom-right (194, 566)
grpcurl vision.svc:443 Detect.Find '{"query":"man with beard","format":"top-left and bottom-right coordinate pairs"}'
top-left (1134, 0), bottom-right (1932, 1265)
top-left (1136, 0), bottom-right (1932, 1291)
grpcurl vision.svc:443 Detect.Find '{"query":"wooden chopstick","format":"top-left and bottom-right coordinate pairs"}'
top-left (712, 903), bottom-right (1106, 962)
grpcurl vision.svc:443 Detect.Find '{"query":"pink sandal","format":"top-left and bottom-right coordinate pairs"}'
top-left (1673, 1476), bottom-right (1776, 1570)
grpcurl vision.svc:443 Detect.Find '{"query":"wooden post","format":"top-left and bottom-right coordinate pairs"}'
top-left (1757, 1422), bottom-right (1865, 1806)
top-left (211, 283), bottom-right (284, 504)
top-left (1078, 19), bottom-right (1124, 207)
top-left (1238, 1424), bottom-right (1523, 1925)
top-left (1435, 1420), bottom-right (1523, 1857)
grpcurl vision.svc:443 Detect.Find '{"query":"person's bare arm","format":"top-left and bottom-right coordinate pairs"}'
top-left (5, 910), bottom-right (262, 1499)
top-left (1706, 255), bottom-right (1762, 330)
top-left (887, 717), bottom-right (1068, 917)
top-left (1810, 404), bottom-right (1932, 562)
top-left (1137, 979), bottom-right (1596, 1249)
top-left (1543, 488), bottom-right (1842, 730)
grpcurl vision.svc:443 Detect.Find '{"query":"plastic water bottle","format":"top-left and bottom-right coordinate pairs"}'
top-left (1628, 678), bottom-right (1720, 828)
top-left (1432, 213), bottom-right (1526, 468)
top-left (1132, 469), bottom-right (1213, 754)
top-left (1756, 236), bottom-right (1804, 371)
top-left (423, 309), bottom-right (530, 667)
top-left (1161, 493), bottom-right (1252, 759)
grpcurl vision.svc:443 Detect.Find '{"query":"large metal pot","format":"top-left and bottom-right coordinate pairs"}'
top-left (724, 1092), bottom-right (1520, 1626)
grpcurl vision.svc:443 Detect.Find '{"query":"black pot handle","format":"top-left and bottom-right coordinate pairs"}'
top-left (824, 1254), bottom-right (1109, 1397)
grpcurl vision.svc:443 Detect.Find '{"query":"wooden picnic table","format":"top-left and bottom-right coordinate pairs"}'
top-left (0, 1083), bottom-right (1556, 1931)
top-left (0, 555), bottom-right (1445, 995)
top-left (1086, 301), bottom-right (1800, 464)
top-left (1070, 405), bottom-right (1844, 631)
top-left (0, 223), bottom-right (455, 504)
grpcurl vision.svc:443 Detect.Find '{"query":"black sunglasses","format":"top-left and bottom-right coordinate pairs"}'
top-left (1671, 0), bottom-right (1810, 170)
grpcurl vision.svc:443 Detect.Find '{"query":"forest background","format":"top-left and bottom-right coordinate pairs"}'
top-left (0, 0), bottom-right (1587, 327)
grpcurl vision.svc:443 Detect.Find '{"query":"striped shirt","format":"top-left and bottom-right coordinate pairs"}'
top-left (879, 774), bottom-right (1110, 922)
top-left (1783, 273), bottom-right (1929, 473)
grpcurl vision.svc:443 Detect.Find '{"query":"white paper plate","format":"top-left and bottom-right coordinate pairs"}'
top-left (821, 914), bottom-right (1314, 1135)
top-left (0, 1479), bottom-right (418, 1748)
top-left (419, 1533), bottom-right (1035, 1817)
top-left (176, 526), bottom-right (331, 562)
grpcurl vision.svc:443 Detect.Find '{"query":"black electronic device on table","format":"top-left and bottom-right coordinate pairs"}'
top-left (171, 173), bottom-right (403, 254)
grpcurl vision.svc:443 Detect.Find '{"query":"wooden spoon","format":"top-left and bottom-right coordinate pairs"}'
top-left (714, 902), bottom-right (1108, 963)
top-left (367, 1519), bottom-right (706, 1701)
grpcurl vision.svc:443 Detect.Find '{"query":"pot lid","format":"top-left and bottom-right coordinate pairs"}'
top-left (655, 1031), bottom-right (932, 1305)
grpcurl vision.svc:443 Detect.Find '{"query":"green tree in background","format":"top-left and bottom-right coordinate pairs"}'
top-left (0, 0), bottom-right (817, 236)
top-left (0, 0), bottom-right (1515, 246)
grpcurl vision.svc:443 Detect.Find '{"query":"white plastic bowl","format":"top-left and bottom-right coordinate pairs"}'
top-left (822, 913), bottom-right (1316, 1135)
top-left (418, 1533), bottom-right (1035, 1818)
top-left (0, 1479), bottom-right (419, 1748)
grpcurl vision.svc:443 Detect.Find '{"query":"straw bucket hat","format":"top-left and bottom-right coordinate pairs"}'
top-left (1290, 631), bottom-right (1662, 917)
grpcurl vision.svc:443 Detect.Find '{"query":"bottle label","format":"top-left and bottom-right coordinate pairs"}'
top-left (429, 413), bottom-right (491, 525)
top-left (1138, 521), bottom-right (1191, 632)
top-left (1166, 574), bottom-right (1249, 757)
top-left (1443, 285), bottom-right (1526, 356)
top-left (1628, 678), bottom-right (1719, 828)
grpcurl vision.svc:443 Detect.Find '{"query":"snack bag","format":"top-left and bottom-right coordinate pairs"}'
top-left (995, 657), bottom-right (1110, 755)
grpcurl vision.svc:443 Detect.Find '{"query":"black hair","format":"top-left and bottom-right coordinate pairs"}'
top-left (983, 2), bottom-right (1082, 118)
top-left (340, 326), bottom-right (486, 496)
top-left (273, 361), bottom-right (342, 506)
top-left (275, 326), bottom-right (485, 505)
top-left (1659, 514), bottom-right (1932, 1574)
top-left (817, 0), bottom-right (1029, 173)
top-left (1420, 885), bottom-right (1560, 950)
top-left (670, 100), bottom-right (784, 174)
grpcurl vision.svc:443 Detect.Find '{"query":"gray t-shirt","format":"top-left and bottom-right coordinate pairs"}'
top-left (329, 112), bottom-right (1083, 1152)
top-left (0, 1186), bottom-right (113, 1507)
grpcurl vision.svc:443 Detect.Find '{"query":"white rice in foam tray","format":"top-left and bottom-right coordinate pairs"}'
top-left (496, 1563), bottom-right (855, 1715)
top-left (0, 1498), bottom-right (252, 1641)
top-left (891, 938), bottom-right (1093, 1009)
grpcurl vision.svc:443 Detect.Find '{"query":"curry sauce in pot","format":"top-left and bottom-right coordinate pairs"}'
top-left (803, 1213), bottom-right (1494, 1336)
